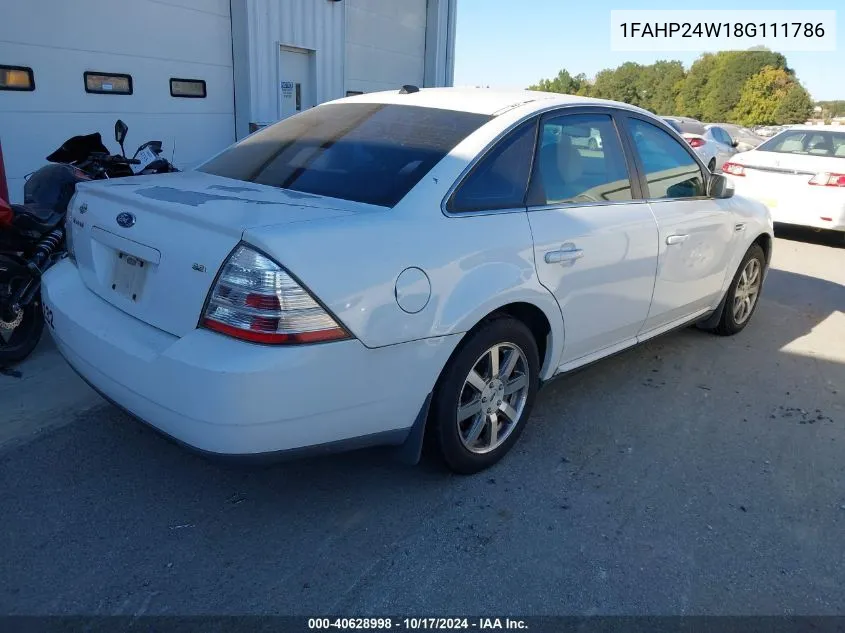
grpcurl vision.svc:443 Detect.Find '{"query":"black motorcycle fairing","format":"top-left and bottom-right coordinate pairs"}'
top-left (23, 164), bottom-right (89, 213)
top-left (11, 204), bottom-right (64, 234)
top-left (139, 157), bottom-right (178, 174)
top-left (45, 132), bottom-right (110, 164)
top-left (134, 140), bottom-right (163, 157)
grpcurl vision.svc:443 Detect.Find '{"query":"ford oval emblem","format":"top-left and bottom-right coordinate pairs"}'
top-left (116, 212), bottom-right (135, 228)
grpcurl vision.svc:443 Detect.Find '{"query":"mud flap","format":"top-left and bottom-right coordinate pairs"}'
top-left (695, 290), bottom-right (728, 330)
top-left (393, 393), bottom-right (432, 465)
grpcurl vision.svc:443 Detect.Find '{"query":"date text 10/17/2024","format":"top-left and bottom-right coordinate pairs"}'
top-left (308, 618), bottom-right (529, 630)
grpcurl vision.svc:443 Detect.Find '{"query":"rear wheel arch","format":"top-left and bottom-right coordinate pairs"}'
top-left (440, 301), bottom-right (559, 384)
top-left (752, 232), bottom-right (773, 268)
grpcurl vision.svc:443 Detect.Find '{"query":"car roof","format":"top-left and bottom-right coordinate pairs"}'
top-left (335, 87), bottom-right (655, 117)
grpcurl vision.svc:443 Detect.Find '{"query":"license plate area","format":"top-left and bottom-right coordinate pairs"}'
top-left (111, 252), bottom-right (148, 302)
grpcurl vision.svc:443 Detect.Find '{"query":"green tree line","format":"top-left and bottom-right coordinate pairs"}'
top-left (528, 51), bottom-right (815, 126)
top-left (815, 100), bottom-right (845, 119)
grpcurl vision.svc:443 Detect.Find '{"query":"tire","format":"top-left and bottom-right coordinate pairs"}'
top-left (708, 158), bottom-right (717, 172)
top-left (710, 243), bottom-right (765, 336)
top-left (0, 296), bottom-right (44, 365)
top-left (428, 316), bottom-right (540, 474)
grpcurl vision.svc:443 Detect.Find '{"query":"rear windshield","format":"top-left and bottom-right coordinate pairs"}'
top-left (198, 103), bottom-right (491, 207)
top-left (664, 118), bottom-right (706, 136)
top-left (757, 130), bottom-right (845, 158)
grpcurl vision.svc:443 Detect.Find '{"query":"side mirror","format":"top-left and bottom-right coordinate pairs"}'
top-left (731, 139), bottom-right (739, 148)
top-left (114, 119), bottom-right (128, 157)
top-left (708, 173), bottom-right (734, 199)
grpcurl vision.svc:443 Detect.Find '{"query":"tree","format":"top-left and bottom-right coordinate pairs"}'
top-left (528, 69), bottom-right (588, 95)
top-left (701, 50), bottom-right (788, 121)
top-left (733, 66), bottom-right (793, 126)
top-left (676, 54), bottom-right (717, 119)
top-left (525, 51), bottom-right (817, 124)
top-left (589, 63), bottom-right (644, 106)
top-left (815, 100), bottom-right (845, 118)
top-left (774, 84), bottom-right (813, 124)
top-left (638, 60), bottom-right (685, 114)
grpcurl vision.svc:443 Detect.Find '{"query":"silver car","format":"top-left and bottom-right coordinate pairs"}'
top-left (708, 123), bottom-right (766, 153)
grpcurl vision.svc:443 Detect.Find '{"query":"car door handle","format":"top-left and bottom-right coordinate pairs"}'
top-left (545, 247), bottom-right (583, 264)
top-left (666, 234), bottom-right (689, 246)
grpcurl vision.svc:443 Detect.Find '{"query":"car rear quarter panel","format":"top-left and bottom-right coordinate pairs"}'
top-left (245, 208), bottom-right (565, 378)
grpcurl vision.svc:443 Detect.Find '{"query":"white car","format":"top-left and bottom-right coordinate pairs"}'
top-left (663, 117), bottom-right (736, 172)
top-left (723, 125), bottom-right (845, 239)
top-left (42, 89), bottom-right (773, 473)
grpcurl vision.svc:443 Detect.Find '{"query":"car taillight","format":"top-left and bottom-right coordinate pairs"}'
top-left (808, 173), bottom-right (845, 187)
top-left (201, 244), bottom-right (350, 345)
top-left (722, 162), bottom-right (746, 177)
top-left (687, 138), bottom-right (706, 148)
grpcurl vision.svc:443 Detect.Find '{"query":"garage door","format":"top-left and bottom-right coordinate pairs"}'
top-left (0, 0), bottom-right (235, 202)
top-left (345, 0), bottom-right (428, 95)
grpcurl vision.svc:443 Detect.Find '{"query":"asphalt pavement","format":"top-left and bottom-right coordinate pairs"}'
top-left (1, 227), bottom-right (843, 616)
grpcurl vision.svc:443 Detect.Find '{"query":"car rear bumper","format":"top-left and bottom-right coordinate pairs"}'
top-left (42, 260), bottom-right (459, 456)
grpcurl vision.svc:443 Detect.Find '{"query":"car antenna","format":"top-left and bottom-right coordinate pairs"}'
top-left (399, 84), bottom-right (419, 94)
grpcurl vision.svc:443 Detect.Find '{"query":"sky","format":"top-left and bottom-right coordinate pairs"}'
top-left (454, 0), bottom-right (844, 101)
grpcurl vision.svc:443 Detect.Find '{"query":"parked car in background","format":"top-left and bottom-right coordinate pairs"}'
top-left (571, 127), bottom-right (603, 151)
top-left (723, 125), bottom-right (845, 240)
top-left (753, 125), bottom-right (788, 138)
top-left (663, 116), bottom-right (735, 171)
top-left (707, 123), bottom-right (765, 152)
top-left (42, 89), bottom-right (774, 473)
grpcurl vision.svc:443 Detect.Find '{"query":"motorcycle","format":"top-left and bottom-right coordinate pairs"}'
top-left (0, 120), bottom-right (176, 365)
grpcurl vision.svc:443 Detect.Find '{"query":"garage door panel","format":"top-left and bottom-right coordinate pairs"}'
top-left (153, 0), bottom-right (230, 18)
top-left (0, 45), bottom-right (233, 115)
top-left (346, 44), bottom-right (424, 86)
top-left (0, 1), bottom-right (235, 203)
top-left (350, 0), bottom-right (425, 23)
top-left (346, 12), bottom-right (425, 55)
top-left (345, 0), bottom-right (426, 94)
top-left (1, 1), bottom-right (232, 67)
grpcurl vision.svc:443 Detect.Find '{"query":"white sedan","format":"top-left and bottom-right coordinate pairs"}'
top-left (723, 125), bottom-right (845, 240)
top-left (42, 89), bottom-right (773, 473)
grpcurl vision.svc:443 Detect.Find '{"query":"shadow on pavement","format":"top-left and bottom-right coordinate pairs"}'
top-left (774, 224), bottom-right (844, 249)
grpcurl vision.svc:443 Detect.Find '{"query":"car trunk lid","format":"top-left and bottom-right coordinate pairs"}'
top-left (735, 150), bottom-right (845, 180)
top-left (68, 171), bottom-right (364, 337)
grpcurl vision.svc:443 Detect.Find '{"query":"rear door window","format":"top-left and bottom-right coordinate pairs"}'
top-left (447, 119), bottom-right (537, 213)
top-left (199, 103), bottom-right (490, 207)
top-left (711, 127), bottom-right (731, 145)
top-left (528, 113), bottom-right (633, 205)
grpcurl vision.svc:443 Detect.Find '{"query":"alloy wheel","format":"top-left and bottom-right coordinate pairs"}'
top-left (456, 342), bottom-right (530, 454)
top-left (733, 257), bottom-right (761, 325)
